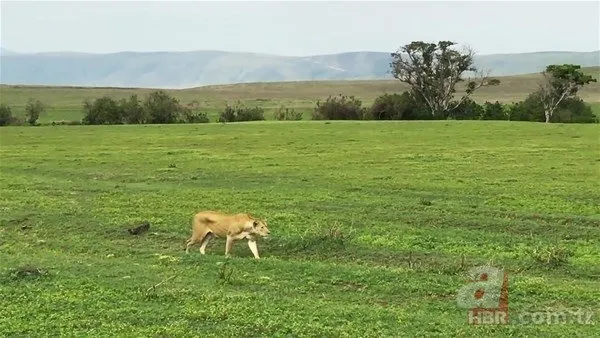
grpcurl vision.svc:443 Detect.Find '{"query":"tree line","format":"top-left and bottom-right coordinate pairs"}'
top-left (312, 92), bottom-right (596, 123)
top-left (0, 40), bottom-right (597, 126)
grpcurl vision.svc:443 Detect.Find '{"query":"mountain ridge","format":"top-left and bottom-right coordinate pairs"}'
top-left (1, 48), bottom-right (599, 89)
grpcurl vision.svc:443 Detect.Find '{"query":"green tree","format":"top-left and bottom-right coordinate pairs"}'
top-left (144, 90), bottom-right (181, 124)
top-left (481, 101), bottom-right (508, 120)
top-left (537, 64), bottom-right (597, 123)
top-left (390, 41), bottom-right (500, 118)
top-left (24, 98), bottom-right (46, 125)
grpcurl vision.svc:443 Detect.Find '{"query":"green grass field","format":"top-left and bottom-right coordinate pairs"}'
top-left (1, 67), bottom-right (599, 123)
top-left (1, 121), bottom-right (599, 336)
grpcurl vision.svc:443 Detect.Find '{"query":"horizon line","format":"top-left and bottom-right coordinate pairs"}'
top-left (2, 47), bottom-right (600, 58)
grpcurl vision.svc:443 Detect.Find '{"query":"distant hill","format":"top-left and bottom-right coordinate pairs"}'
top-left (0, 47), bottom-right (17, 56)
top-left (1, 48), bottom-right (598, 88)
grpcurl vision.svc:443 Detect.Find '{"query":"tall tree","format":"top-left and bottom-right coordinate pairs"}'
top-left (537, 64), bottom-right (597, 123)
top-left (390, 41), bottom-right (500, 118)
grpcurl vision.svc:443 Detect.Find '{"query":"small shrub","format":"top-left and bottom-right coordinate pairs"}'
top-left (182, 110), bottom-right (210, 123)
top-left (368, 92), bottom-right (411, 120)
top-left (0, 104), bottom-right (14, 126)
top-left (218, 102), bottom-right (265, 122)
top-left (216, 260), bottom-right (235, 285)
top-left (180, 100), bottom-right (209, 123)
top-left (24, 98), bottom-right (46, 125)
top-left (218, 105), bottom-right (237, 123)
top-left (274, 105), bottom-right (303, 121)
top-left (4, 114), bottom-right (25, 126)
top-left (237, 106), bottom-right (265, 122)
top-left (312, 94), bottom-right (367, 120)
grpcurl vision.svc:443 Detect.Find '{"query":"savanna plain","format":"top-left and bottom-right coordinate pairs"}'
top-left (1, 74), bottom-right (600, 336)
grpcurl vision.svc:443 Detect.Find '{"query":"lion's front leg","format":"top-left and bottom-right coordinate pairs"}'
top-left (225, 235), bottom-right (234, 258)
top-left (247, 240), bottom-right (260, 259)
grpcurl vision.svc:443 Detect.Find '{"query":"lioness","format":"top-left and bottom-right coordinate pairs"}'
top-left (185, 211), bottom-right (270, 259)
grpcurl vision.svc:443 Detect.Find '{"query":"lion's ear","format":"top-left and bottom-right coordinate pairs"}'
top-left (252, 220), bottom-right (259, 227)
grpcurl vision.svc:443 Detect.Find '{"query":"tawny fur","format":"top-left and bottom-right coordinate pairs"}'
top-left (185, 211), bottom-right (270, 259)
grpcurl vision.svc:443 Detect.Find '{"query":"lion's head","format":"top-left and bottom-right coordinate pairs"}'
top-left (251, 219), bottom-right (270, 237)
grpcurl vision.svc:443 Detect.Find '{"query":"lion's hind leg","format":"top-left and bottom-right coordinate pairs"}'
top-left (185, 235), bottom-right (198, 253)
top-left (199, 232), bottom-right (214, 254)
top-left (186, 229), bottom-right (212, 253)
top-left (185, 224), bottom-right (208, 254)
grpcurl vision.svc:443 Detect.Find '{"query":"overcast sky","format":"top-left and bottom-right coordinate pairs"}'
top-left (1, 0), bottom-right (599, 56)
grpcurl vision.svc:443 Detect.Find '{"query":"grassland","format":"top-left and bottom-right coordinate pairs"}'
top-left (1, 120), bottom-right (599, 336)
top-left (1, 67), bottom-right (599, 123)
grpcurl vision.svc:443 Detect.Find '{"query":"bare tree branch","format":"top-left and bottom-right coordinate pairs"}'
top-left (449, 68), bottom-right (497, 111)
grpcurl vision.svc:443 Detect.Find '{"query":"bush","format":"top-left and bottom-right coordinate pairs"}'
top-left (274, 105), bottom-right (303, 121)
top-left (218, 102), bottom-right (265, 122)
top-left (82, 96), bottom-right (124, 125)
top-left (481, 101), bottom-right (508, 120)
top-left (509, 92), bottom-right (597, 123)
top-left (312, 94), bottom-right (367, 120)
top-left (218, 105), bottom-right (236, 123)
top-left (368, 92), bottom-right (433, 120)
top-left (448, 98), bottom-right (484, 120)
top-left (237, 106), bottom-right (265, 122)
top-left (144, 90), bottom-right (182, 124)
top-left (120, 94), bottom-right (147, 124)
top-left (82, 92), bottom-right (208, 125)
top-left (180, 100), bottom-right (209, 123)
top-left (554, 97), bottom-right (597, 123)
top-left (368, 92), bottom-right (410, 120)
top-left (0, 104), bottom-right (14, 126)
top-left (508, 92), bottom-right (545, 122)
top-left (24, 98), bottom-right (46, 125)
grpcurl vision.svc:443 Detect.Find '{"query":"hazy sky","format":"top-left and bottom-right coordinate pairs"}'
top-left (1, 0), bottom-right (599, 56)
